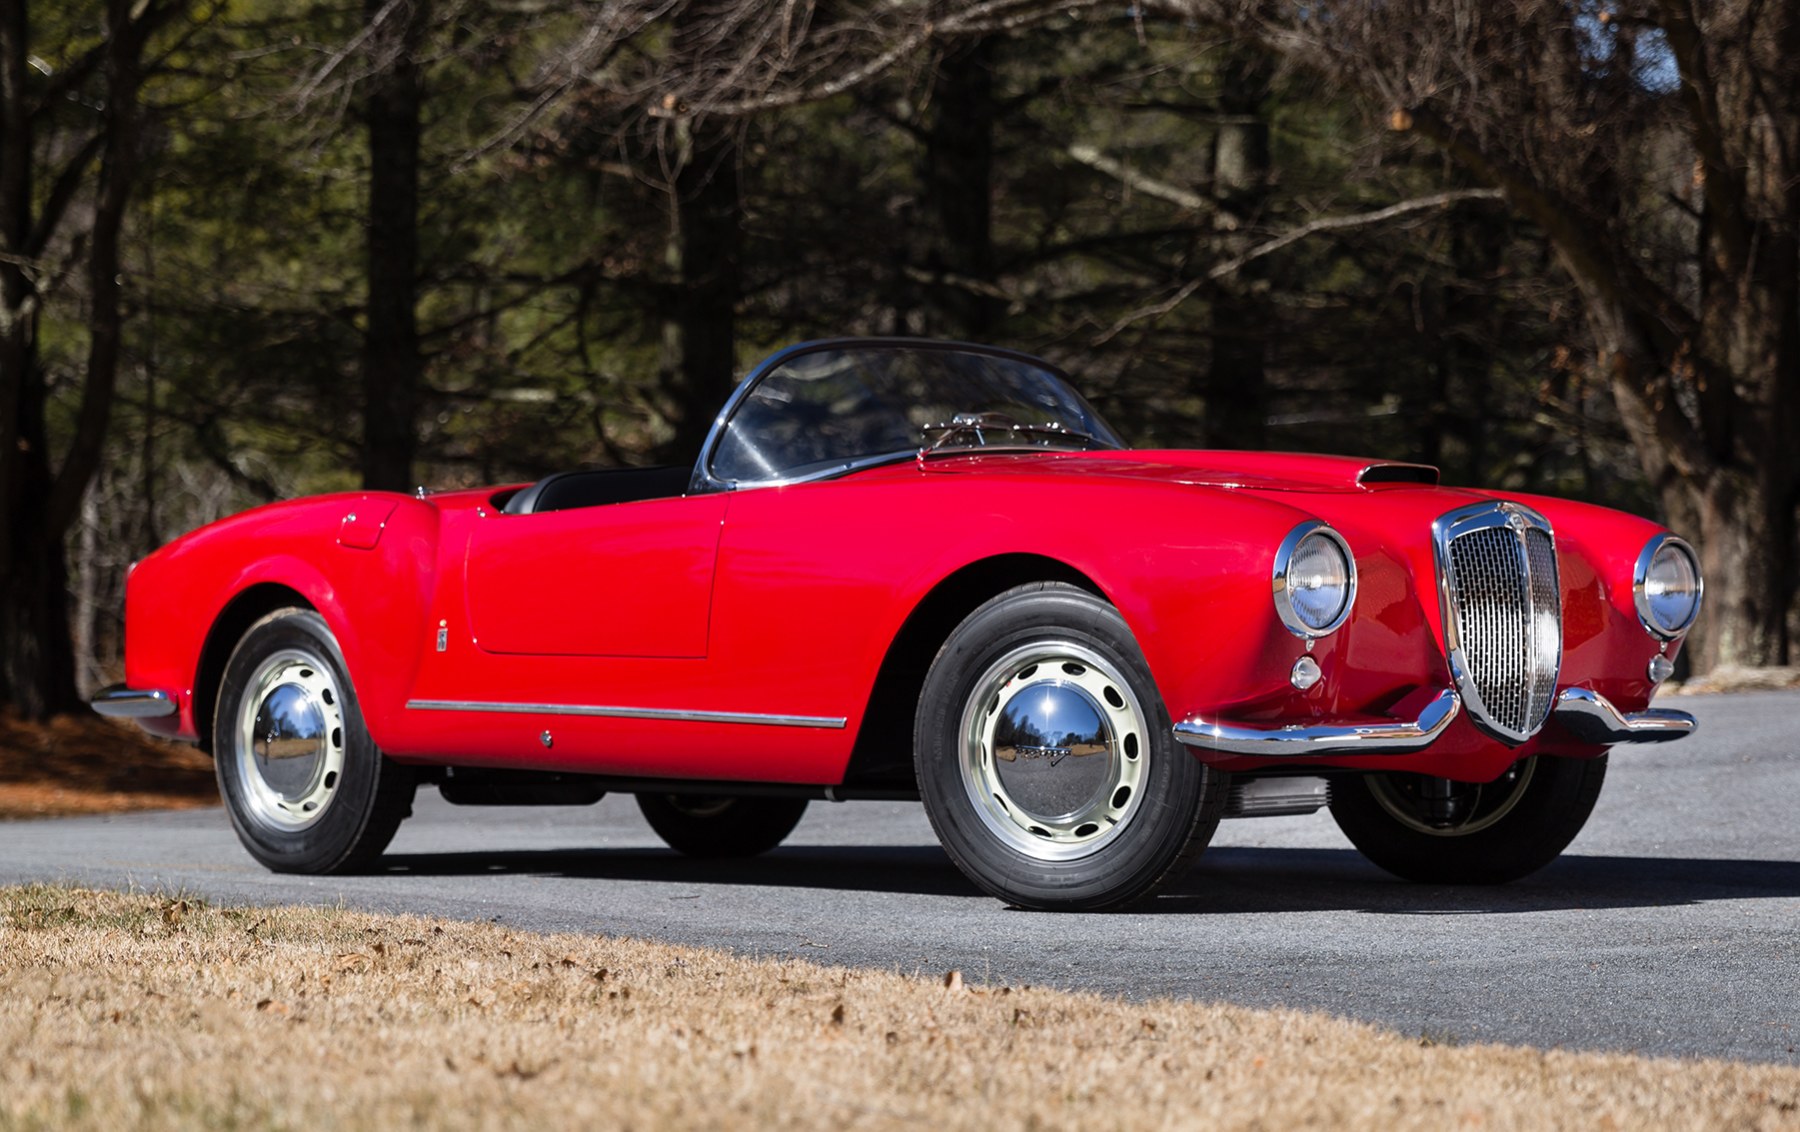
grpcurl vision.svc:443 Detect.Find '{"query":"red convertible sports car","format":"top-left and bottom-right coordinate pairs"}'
top-left (95, 339), bottom-right (1702, 911)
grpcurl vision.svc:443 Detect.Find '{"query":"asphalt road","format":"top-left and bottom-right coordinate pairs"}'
top-left (5, 691), bottom-right (1798, 1064)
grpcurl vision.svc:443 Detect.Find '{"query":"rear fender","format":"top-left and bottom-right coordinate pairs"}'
top-left (125, 494), bottom-right (439, 751)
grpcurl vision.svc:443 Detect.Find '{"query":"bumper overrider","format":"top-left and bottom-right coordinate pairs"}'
top-left (1173, 686), bottom-right (1693, 757)
top-left (90, 684), bottom-right (179, 718)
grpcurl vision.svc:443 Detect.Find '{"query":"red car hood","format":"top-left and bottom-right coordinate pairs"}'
top-left (913, 448), bottom-right (1439, 493)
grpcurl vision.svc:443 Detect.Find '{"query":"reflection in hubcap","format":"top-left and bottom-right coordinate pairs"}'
top-left (234, 648), bottom-right (347, 832)
top-left (992, 682), bottom-right (1114, 821)
top-left (960, 641), bottom-right (1148, 862)
top-left (253, 683), bottom-right (328, 797)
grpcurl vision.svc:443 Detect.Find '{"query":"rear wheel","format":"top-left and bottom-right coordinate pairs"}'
top-left (915, 582), bottom-right (1224, 911)
top-left (212, 608), bottom-right (415, 873)
top-left (636, 794), bottom-right (809, 858)
top-left (1329, 754), bottom-right (1606, 884)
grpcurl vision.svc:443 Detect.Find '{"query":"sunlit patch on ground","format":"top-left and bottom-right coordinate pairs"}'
top-left (0, 713), bottom-right (216, 819)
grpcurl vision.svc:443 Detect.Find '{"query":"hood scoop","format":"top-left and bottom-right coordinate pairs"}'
top-left (1132, 451), bottom-right (1441, 491)
top-left (1355, 462), bottom-right (1439, 486)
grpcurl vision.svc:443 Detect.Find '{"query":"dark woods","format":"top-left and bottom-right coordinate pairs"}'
top-left (1, 0), bottom-right (1791, 718)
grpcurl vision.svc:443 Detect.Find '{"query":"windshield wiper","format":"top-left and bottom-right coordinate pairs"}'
top-left (919, 411), bottom-right (1113, 455)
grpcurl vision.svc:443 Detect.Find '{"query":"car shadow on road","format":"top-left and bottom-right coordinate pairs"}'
top-left (378, 844), bottom-right (986, 898)
top-left (1156, 847), bottom-right (1800, 916)
top-left (377, 843), bottom-right (1800, 914)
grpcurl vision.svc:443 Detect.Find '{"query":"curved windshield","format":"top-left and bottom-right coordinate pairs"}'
top-left (703, 343), bottom-right (1122, 489)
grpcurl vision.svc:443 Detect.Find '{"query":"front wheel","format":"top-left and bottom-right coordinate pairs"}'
top-left (636, 794), bottom-right (809, 858)
top-left (213, 608), bottom-right (415, 873)
top-left (915, 583), bottom-right (1224, 912)
top-left (1328, 754), bottom-right (1607, 884)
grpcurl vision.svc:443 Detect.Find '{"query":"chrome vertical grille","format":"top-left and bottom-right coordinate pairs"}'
top-left (1435, 504), bottom-right (1562, 743)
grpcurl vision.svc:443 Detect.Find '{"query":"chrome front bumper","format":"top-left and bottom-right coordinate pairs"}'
top-left (1173, 686), bottom-right (1693, 757)
top-left (90, 684), bottom-right (178, 719)
top-left (1552, 687), bottom-right (1696, 744)
top-left (1174, 688), bottom-right (1462, 756)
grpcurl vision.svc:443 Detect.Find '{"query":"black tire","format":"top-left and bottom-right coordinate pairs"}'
top-left (212, 608), bottom-right (415, 874)
top-left (914, 582), bottom-right (1225, 912)
top-left (1329, 754), bottom-right (1607, 884)
top-left (636, 794), bottom-right (809, 858)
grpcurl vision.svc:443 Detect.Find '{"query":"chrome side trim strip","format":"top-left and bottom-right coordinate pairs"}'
top-left (405, 699), bottom-right (847, 730)
top-left (90, 685), bottom-right (179, 719)
top-left (1173, 688), bottom-right (1461, 757)
top-left (1553, 687), bottom-right (1696, 744)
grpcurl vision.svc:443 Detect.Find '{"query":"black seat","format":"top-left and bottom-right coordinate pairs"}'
top-left (502, 466), bottom-right (691, 515)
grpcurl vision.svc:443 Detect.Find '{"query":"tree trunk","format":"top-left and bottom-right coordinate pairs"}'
top-left (1202, 53), bottom-right (1271, 450)
top-left (48, 0), bottom-right (144, 539)
top-left (0, 373), bottom-right (80, 719)
top-left (1581, 265), bottom-right (1796, 672)
top-left (656, 113), bottom-right (742, 464)
top-left (923, 37), bottom-right (1000, 339)
top-left (1394, 78), bottom-right (1799, 672)
top-left (360, 0), bottom-right (427, 492)
top-left (1425, 209), bottom-right (1507, 481)
top-left (0, 0), bottom-right (149, 719)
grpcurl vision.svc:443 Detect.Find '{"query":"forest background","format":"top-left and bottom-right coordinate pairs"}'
top-left (3, 0), bottom-right (1794, 722)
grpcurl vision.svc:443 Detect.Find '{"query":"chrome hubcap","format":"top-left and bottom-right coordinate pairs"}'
top-left (1368, 758), bottom-right (1537, 837)
top-left (234, 649), bottom-right (346, 831)
top-left (959, 641), bottom-right (1147, 861)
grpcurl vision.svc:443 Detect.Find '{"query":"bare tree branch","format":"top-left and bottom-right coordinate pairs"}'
top-left (1204, 188), bottom-right (1504, 280)
top-left (290, 0), bottom-right (403, 106)
top-left (1065, 143), bottom-right (1208, 211)
top-left (26, 132), bottom-right (106, 258)
top-left (1091, 276), bottom-right (1203, 345)
top-left (1092, 189), bottom-right (1506, 345)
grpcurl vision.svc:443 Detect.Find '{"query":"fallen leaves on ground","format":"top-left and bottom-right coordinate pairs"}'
top-left (0, 710), bottom-right (216, 819)
top-left (3, 885), bottom-right (1799, 1131)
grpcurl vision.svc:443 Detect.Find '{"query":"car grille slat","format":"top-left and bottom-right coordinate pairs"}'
top-left (1439, 506), bottom-right (1562, 741)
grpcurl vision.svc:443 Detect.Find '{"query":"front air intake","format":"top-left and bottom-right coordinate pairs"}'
top-left (1433, 502), bottom-right (1562, 744)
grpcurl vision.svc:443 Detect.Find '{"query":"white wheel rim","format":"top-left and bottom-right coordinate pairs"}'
top-left (233, 647), bottom-right (347, 832)
top-left (1367, 758), bottom-right (1538, 837)
top-left (957, 640), bottom-right (1148, 862)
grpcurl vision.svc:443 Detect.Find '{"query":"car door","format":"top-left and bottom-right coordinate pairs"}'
top-left (461, 494), bottom-right (728, 658)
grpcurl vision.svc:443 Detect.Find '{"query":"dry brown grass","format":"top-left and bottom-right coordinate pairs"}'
top-left (0, 712), bottom-right (216, 820)
top-left (3, 887), bottom-right (1798, 1130)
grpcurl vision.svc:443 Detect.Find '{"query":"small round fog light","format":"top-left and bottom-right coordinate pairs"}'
top-left (1648, 655), bottom-right (1675, 684)
top-left (1290, 655), bottom-right (1322, 691)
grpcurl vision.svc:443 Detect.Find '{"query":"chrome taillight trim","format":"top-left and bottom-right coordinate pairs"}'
top-left (1432, 501), bottom-right (1563, 746)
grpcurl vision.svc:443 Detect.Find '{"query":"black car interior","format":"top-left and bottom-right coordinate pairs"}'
top-left (500, 465), bottom-right (691, 515)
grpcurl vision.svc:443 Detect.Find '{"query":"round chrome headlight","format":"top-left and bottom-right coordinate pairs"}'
top-left (1633, 534), bottom-right (1702, 639)
top-left (1273, 522), bottom-right (1356, 637)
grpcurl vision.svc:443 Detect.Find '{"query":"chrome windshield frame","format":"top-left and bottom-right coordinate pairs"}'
top-left (688, 337), bottom-right (1121, 494)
